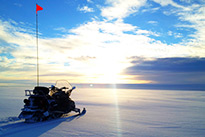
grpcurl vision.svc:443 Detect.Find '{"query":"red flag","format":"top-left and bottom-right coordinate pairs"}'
top-left (36, 4), bottom-right (43, 14)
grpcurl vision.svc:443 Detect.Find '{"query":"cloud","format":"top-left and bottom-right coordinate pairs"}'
top-left (151, 1), bottom-right (205, 48)
top-left (135, 29), bottom-right (160, 37)
top-left (68, 56), bottom-right (96, 61)
top-left (87, 0), bottom-right (93, 3)
top-left (147, 21), bottom-right (158, 25)
top-left (152, 0), bottom-right (184, 8)
top-left (176, 4), bottom-right (205, 44)
top-left (101, 0), bottom-right (146, 20)
top-left (167, 31), bottom-right (182, 38)
top-left (125, 57), bottom-right (205, 84)
top-left (77, 6), bottom-right (94, 13)
top-left (145, 1), bottom-right (205, 61)
top-left (0, 20), bottom-right (36, 72)
top-left (130, 57), bottom-right (205, 72)
top-left (142, 7), bottom-right (160, 13)
top-left (14, 3), bottom-right (23, 7)
top-left (179, 0), bottom-right (192, 3)
top-left (54, 27), bottom-right (69, 33)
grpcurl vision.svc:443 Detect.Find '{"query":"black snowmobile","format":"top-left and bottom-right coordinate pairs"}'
top-left (18, 80), bottom-right (85, 122)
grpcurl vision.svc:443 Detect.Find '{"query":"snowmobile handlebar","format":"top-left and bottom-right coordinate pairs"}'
top-left (72, 86), bottom-right (76, 90)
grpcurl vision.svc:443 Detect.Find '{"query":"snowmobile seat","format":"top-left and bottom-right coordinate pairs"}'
top-left (33, 86), bottom-right (49, 95)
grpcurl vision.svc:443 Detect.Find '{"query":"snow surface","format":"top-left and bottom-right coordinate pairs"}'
top-left (0, 87), bottom-right (205, 137)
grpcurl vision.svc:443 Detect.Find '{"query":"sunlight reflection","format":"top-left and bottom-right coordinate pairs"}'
top-left (111, 84), bottom-right (122, 137)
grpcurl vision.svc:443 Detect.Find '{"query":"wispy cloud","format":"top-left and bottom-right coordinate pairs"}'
top-left (153, 0), bottom-right (184, 8)
top-left (142, 7), bottom-right (160, 13)
top-left (154, 0), bottom-right (205, 47)
top-left (14, 3), bottom-right (23, 7)
top-left (77, 6), bottom-right (94, 13)
top-left (147, 21), bottom-right (158, 25)
top-left (179, 0), bottom-right (192, 3)
top-left (176, 4), bottom-right (205, 43)
top-left (135, 29), bottom-right (160, 37)
top-left (168, 31), bottom-right (183, 38)
top-left (87, 0), bottom-right (93, 3)
top-left (101, 0), bottom-right (146, 20)
top-left (54, 27), bottom-right (69, 33)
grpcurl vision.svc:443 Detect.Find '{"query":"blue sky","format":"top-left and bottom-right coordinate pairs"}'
top-left (0, 0), bottom-right (205, 86)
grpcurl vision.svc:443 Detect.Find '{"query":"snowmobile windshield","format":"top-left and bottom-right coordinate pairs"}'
top-left (55, 80), bottom-right (73, 90)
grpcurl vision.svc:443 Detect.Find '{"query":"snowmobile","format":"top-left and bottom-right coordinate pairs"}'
top-left (18, 80), bottom-right (85, 123)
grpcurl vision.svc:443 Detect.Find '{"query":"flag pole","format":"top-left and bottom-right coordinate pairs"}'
top-left (36, 6), bottom-right (39, 86)
top-left (36, 4), bottom-right (43, 86)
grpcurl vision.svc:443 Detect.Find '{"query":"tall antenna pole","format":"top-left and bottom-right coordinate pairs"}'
top-left (36, 12), bottom-right (39, 86)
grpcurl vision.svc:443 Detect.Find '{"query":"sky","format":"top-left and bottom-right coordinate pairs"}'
top-left (0, 0), bottom-right (205, 86)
